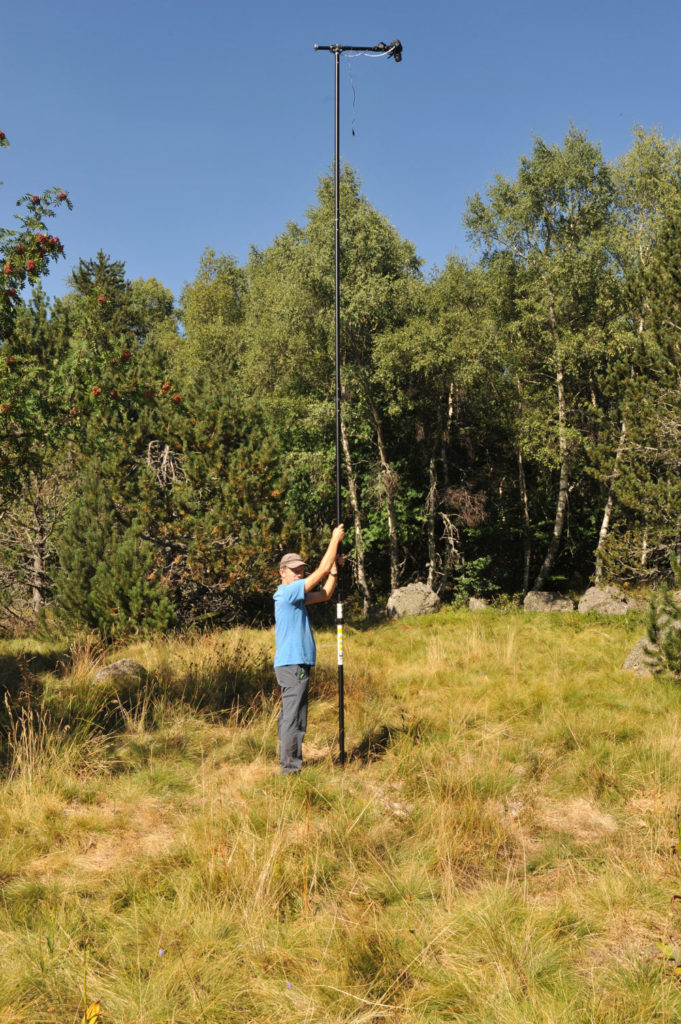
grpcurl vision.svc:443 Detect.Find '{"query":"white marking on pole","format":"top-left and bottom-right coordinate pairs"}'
top-left (337, 603), bottom-right (343, 665)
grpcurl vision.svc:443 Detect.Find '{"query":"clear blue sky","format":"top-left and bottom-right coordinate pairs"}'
top-left (4, 0), bottom-right (681, 303)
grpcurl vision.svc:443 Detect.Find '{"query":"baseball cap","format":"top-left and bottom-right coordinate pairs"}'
top-left (279, 552), bottom-right (306, 570)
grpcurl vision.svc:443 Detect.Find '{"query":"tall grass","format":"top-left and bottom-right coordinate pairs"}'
top-left (1, 609), bottom-right (680, 1022)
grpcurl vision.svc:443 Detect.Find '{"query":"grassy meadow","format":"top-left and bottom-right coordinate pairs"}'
top-left (2, 607), bottom-right (681, 1023)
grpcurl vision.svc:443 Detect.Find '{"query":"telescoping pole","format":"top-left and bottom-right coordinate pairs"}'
top-left (314, 40), bottom-right (403, 767)
top-left (332, 47), bottom-right (346, 767)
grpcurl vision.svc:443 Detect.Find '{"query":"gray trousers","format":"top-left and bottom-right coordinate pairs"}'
top-left (274, 664), bottom-right (310, 774)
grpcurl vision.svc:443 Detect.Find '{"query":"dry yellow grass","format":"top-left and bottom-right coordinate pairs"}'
top-left (1, 608), bottom-right (681, 1022)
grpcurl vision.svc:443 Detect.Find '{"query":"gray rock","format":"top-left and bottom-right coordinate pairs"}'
top-left (622, 594), bottom-right (649, 613)
top-left (623, 593), bottom-right (681, 675)
top-left (523, 591), bottom-right (574, 613)
top-left (92, 658), bottom-right (147, 685)
top-left (386, 582), bottom-right (441, 619)
top-left (578, 585), bottom-right (629, 616)
top-left (468, 597), bottom-right (490, 611)
top-left (621, 639), bottom-right (656, 677)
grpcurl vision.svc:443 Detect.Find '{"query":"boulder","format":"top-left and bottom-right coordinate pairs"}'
top-left (578, 585), bottom-right (629, 615)
top-left (621, 639), bottom-right (656, 677)
top-left (622, 593), bottom-right (681, 675)
top-left (468, 597), bottom-right (490, 611)
top-left (387, 582), bottom-right (441, 620)
top-left (623, 592), bottom-right (649, 613)
top-left (523, 591), bottom-right (574, 613)
top-left (92, 658), bottom-right (147, 685)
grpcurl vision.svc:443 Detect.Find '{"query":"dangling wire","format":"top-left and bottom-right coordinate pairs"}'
top-left (346, 58), bottom-right (358, 136)
top-left (344, 45), bottom-right (397, 137)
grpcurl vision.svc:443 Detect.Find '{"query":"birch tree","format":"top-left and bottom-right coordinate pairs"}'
top-left (241, 167), bottom-right (422, 599)
top-left (465, 128), bottom-right (619, 591)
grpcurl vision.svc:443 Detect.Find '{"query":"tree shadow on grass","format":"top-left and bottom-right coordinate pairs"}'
top-left (0, 649), bottom-right (70, 770)
top-left (0, 650), bottom-right (64, 702)
top-left (169, 663), bottom-right (276, 714)
top-left (0, 645), bottom-right (276, 740)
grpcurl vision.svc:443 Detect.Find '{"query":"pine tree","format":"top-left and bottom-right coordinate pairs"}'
top-left (53, 465), bottom-right (117, 630)
top-left (89, 521), bottom-right (176, 640)
top-left (67, 250), bottom-right (143, 345)
top-left (54, 465), bottom-right (176, 639)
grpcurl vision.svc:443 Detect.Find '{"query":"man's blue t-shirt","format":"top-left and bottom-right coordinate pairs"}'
top-left (273, 579), bottom-right (316, 668)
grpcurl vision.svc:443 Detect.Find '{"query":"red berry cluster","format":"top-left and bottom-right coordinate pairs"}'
top-left (91, 385), bottom-right (102, 397)
top-left (154, 381), bottom-right (182, 405)
top-left (2, 231), bottom-right (65, 302)
top-left (1, 188), bottom-right (70, 307)
top-left (35, 233), bottom-right (64, 255)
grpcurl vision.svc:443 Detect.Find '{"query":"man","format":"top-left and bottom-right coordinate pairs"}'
top-left (273, 524), bottom-right (345, 774)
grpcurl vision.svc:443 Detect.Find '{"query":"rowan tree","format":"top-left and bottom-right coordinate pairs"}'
top-left (0, 132), bottom-right (72, 622)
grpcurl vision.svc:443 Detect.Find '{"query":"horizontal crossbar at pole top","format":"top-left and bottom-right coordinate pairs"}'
top-left (314, 43), bottom-right (393, 52)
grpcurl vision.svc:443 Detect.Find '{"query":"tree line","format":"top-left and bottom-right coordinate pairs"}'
top-left (2, 125), bottom-right (681, 637)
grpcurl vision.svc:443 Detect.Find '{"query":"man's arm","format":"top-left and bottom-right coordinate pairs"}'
top-left (303, 524), bottom-right (345, 593)
top-left (305, 561), bottom-right (339, 605)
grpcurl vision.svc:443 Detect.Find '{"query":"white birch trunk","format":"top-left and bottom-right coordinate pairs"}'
top-left (340, 418), bottom-right (372, 615)
top-left (532, 359), bottom-right (570, 591)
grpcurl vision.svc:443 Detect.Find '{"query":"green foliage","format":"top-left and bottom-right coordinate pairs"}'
top-left (0, 286), bottom-right (72, 489)
top-left (54, 469), bottom-right (175, 640)
top-left (465, 128), bottom-right (623, 591)
top-left (240, 167), bottom-right (427, 595)
top-left (604, 204), bottom-right (681, 581)
top-left (1, 187), bottom-right (72, 343)
top-left (0, 244), bottom-right (185, 628)
top-left (130, 276), bottom-right (177, 339)
top-left (53, 365), bottom-right (293, 635)
top-left (647, 587), bottom-right (681, 677)
top-left (0, 139), bottom-right (73, 619)
top-left (89, 523), bottom-right (176, 640)
top-left (9, 128), bottom-right (681, 627)
top-left (154, 386), bottom-right (294, 627)
top-left (67, 250), bottom-right (145, 345)
top-left (173, 248), bottom-right (246, 386)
